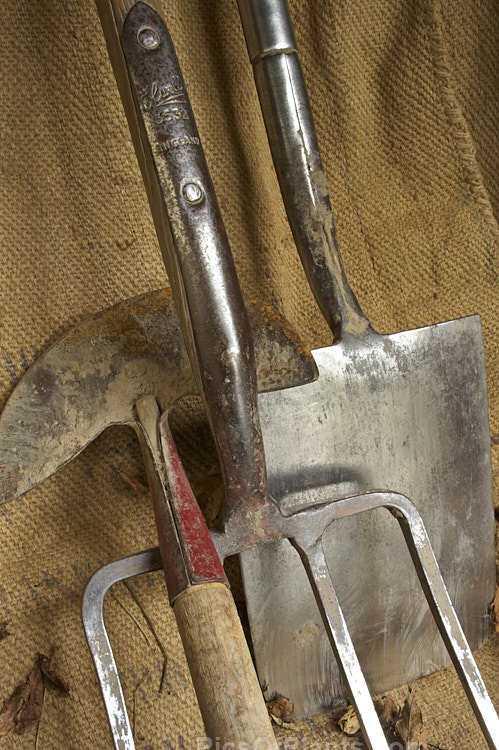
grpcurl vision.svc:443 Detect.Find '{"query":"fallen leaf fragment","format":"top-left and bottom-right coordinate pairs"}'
top-left (0, 662), bottom-right (44, 738)
top-left (193, 469), bottom-right (224, 523)
top-left (268, 714), bottom-right (308, 731)
top-left (0, 682), bottom-right (29, 738)
top-left (268, 714), bottom-right (296, 730)
top-left (0, 622), bottom-right (10, 641)
top-left (266, 695), bottom-right (294, 723)
top-left (338, 705), bottom-right (360, 735)
top-left (193, 469), bottom-right (223, 503)
top-left (118, 470), bottom-right (149, 495)
top-left (395, 691), bottom-right (426, 748)
top-left (39, 654), bottom-right (70, 696)
top-left (489, 588), bottom-right (499, 633)
top-left (377, 695), bottom-right (399, 726)
top-left (266, 701), bottom-right (307, 733)
top-left (15, 664), bottom-right (44, 735)
top-left (0, 654), bottom-right (69, 739)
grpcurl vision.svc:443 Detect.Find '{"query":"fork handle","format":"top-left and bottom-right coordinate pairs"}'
top-left (174, 584), bottom-right (277, 746)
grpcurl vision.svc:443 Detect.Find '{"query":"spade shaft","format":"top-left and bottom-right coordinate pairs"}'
top-left (237, 0), bottom-right (368, 339)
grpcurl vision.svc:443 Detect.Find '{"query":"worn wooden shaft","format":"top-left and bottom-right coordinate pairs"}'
top-left (174, 583), bottom-right (278, 748)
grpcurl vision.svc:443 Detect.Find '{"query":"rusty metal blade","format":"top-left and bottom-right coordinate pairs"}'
top-left (0, 289), bottom-right (189, 502)
top-left (0, 290), bottom-right (315, 503)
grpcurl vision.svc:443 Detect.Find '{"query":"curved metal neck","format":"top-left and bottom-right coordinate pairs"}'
top-left (238, 0), bottom-right (370, 340)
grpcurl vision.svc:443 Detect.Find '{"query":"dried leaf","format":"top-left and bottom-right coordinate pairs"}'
top-left (39, 654), bottom-right (70, 696)
top-left (395, 692), bottom-right (425, 747)
top-left (269, 714), bottom-right (287, 728)
top-left (193, 469), bottom-right (223, 502)
top-left (268, 714), bottom-right (308, 731)
top-left (266, 695), bottom-right (294, 723)
top-left (0, 683), bottom-right (29, 738)
top-left (193, 469), bottom-right (224, 523)
top-left (489, 588), bottom-right (499, 633)
top-left (338, 705), bottom-right (360, 735)
top-left (377, 696), bottom-right (399, 725)
top-left (0, 661), bottom-right (44, 738)
top-left (118, 470), bottom-right (148, 495)
top-left (0, 622), bottom-right (10, 641)
top-left (15, 664), bottom-right (44, 734)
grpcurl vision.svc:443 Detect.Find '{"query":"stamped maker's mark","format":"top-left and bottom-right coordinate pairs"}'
top-left (140, 76), bottom-right (190, 127)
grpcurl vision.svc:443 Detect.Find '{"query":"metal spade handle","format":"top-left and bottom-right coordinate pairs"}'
top-left (237, 0), bottom-right (369, 340)
top-left (98, 0), bottom-right (269, 525)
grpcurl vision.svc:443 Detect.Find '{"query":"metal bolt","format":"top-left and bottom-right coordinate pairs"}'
top-left (182, 181), bottom-right (205, 205)
top-left (137, 26), bottom-right (161, 50)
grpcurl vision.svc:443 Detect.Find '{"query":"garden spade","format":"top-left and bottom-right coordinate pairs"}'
top-left (236, 0), bottom-right (497, 719)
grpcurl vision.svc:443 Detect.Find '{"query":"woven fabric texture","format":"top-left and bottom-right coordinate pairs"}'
top-left (0, 0), bottom-right (498, 748)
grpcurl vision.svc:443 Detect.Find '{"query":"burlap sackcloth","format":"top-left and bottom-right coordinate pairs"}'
top-left (1, 0), bottom-right (498, 748)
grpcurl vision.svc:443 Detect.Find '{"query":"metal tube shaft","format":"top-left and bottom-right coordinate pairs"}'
top-left (237, 0), bottom-right (368, 339)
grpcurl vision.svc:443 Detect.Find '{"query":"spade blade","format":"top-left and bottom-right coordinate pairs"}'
top-left (242, 318), bottom-right (495, 718)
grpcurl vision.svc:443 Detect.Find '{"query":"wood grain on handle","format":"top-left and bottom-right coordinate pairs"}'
top-left (174, 583), bottom-right (278, 748)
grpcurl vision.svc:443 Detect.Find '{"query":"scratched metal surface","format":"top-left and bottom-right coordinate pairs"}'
top-left (242, 318), bottom-right (495, 718)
